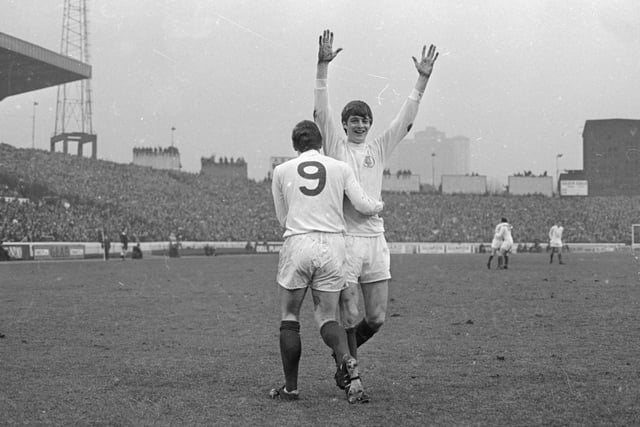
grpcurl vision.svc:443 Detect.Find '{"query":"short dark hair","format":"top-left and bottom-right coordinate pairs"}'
top-left (341, 100), bottom-right (373, 126)
top-left (292, 120), bottom-right (322, 152)
top-left (501, 217), bottom-right (508, 223)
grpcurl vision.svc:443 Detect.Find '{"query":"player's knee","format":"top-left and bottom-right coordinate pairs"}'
top-left (314, 313), bottom-right (337, 329)
top-left (340, 301), bottom-right (360, 328)
top-left (365, 311), bottom-right (386, 331)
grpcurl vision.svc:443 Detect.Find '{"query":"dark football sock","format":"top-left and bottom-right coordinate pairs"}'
top-left (279, 320), bottom-right (301, 392)
top-left (355, 319), bottom-right (380, 348)
top-left (504, 254), bottom-right (509, 266)
top-left (320, 320), bottom-right (349, 363)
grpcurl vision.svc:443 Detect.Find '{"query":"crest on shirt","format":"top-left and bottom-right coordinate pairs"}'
top-left (363, 155), bottom-right (375, 168)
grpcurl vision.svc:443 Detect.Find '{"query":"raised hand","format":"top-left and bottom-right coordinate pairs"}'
top-left (412, 44), bottom-right (439, 78)
top-left (318, 29), bottom-right (343, 64)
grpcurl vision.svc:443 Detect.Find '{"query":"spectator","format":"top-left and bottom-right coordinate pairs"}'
top-left (1, 143), bottom-right (639, 245)
top-left (101, 232), bottom-right (111, 260)
top-left (132, 242), bottom-right (143, 259)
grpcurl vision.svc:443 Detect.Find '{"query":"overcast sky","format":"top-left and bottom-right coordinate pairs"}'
top-left (1, 0), bottom-right (639, 182)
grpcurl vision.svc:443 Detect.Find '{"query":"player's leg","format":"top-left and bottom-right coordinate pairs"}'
top-left (276, 287), bottom-right (307, 397)
top-left (332, 285), bottom-right (360, 391)
top-left (334, 281), bottom-right (376, 399)
top-left (488, 246), bottom-right (499, 269)
top-left (339, 235), bottom-right (365, 358)
top-left (558, 248), bottom-right (564, 264)
top-left (357, 279), bottom-right (389, 346)
top-left (355, 235), bottom-right (391, 347)
top-left (270, 235), bottom-right (308, 400)
top-left (311, 233), bottom-right (368, 403)
top-left (338, 283), bottom-right (360, 358)
top-left (550, 247), bottom-right (554, 263)
top-left (500, 243), bottom-right (511, 269)
top-left (313, 289), bottom-right (366, 403)
top-left (312, 289), bottom-right (350, 364)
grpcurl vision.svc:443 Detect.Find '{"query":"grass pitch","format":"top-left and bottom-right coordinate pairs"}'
top-left (1, 252), bottom-right (639, 426)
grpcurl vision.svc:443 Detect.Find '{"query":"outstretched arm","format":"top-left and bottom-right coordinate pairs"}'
top-left (412, 44), bottom-right (439, 94)
top-left (314, 29), bottom-right (345, 157)
top-left (316, 29), bottom-right (343, 80)
top-left (375, 43), bottom-right (440, 160)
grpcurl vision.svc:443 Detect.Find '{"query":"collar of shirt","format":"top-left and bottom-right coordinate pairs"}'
top-left (298, 149), bottom-right (321, 158)
top-left (346, 141), bottom-right (368, 151)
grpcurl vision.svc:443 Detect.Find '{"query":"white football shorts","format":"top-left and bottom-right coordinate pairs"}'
top-left (277, 232), bottom-right (347, 292)
top-left (500, 241), bottom-right (513, 253)
top-left (491, 238), bottom-right (502, 251)
top-left (550, 238), bottom-right (563, 248)
top-left (344, 234), bottom-right (391, 285)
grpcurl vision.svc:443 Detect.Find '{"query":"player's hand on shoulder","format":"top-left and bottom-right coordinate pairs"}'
top-left (318, 29), bottom-right (342, 63)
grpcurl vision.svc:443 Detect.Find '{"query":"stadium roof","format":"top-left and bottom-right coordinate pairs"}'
top-left (0, 32), bottom-right (91, 101)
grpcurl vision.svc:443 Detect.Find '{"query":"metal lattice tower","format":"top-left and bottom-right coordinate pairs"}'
top-left (51, 0), bottom-right (97, 158)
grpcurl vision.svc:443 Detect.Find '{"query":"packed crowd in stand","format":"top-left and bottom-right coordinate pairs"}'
top-left (1, 143), bottom-right (639, 244)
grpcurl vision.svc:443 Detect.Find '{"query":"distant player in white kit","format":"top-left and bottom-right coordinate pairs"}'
top-left (487, 217), bottom-right (509, 269)
top-left (270, 120), bottom-right (383, 404)
top-left (498, 219), bottom-right (514, 269)
top-left (549, 223), bottom-right (565, 264)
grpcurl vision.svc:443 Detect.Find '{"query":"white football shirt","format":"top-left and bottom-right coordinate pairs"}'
top-left (272, 150), bottom-right (383, 238)
top-left (549, 225), bottom-right (564, 247)
top-left (499, 222), bottom-right (514, 245)
top-left (314, 79), bottom-right (422, 236)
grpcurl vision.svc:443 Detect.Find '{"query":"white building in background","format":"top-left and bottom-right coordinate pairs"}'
top-left (442, 175), bottom-right (487, 194)
top-left (386, 127), bottom-right (470, 186)
top-left (132, 146), bottom-right (181, 170)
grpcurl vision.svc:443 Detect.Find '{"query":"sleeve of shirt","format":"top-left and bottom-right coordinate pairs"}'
top-left (343, 165), bottom-right (384, 216)
top-left (271, 168), bottom-right (287, 227)
top-left (374, 94), bottom-right (421, 162)
top-left (314, 79), bottom-right (344, 157)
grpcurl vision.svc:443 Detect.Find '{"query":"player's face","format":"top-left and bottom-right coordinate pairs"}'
top-left (343, 115), bottom-right (371, 144)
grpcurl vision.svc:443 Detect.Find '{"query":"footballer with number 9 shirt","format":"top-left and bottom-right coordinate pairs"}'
top-left (269, 120), bottom-right (383, 404)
